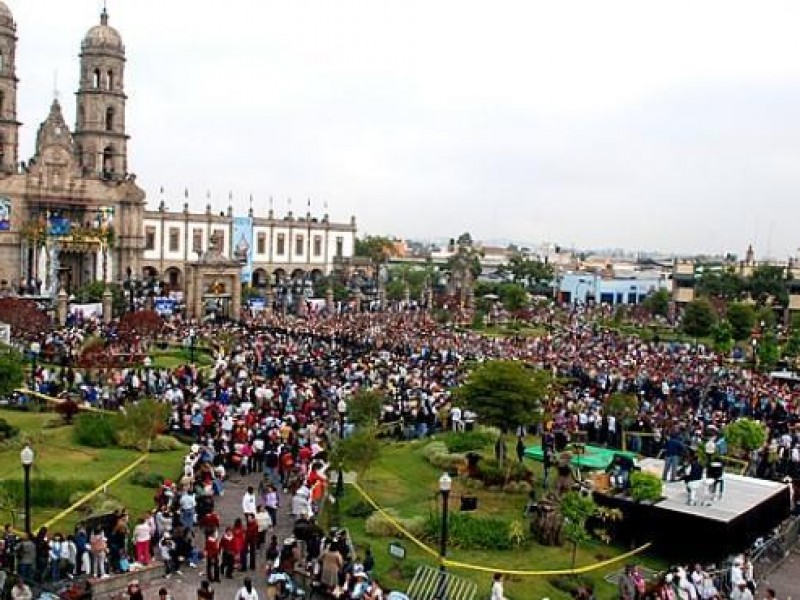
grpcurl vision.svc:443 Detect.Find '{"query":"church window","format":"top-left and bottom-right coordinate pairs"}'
top-left (257, 232), bottom-right (266, 255)
top-left (168, 227), bottom-right (180, 252)
top-left (192, 228), bottom-right (203, 254)
top-left (295, 235), bottom-right (304, 257)
top-left (276, 234), bottom-right (286, 256)
top-left (107, 70), bottom-right (114, 91)
top-left (213, 229), bottom-right (226, 253)
top-left (105, 107), bottom-right (115, 132)
top-left (78, 105), bottom-right (85, 128)
top-left (336, 236), bottom-right (344, 258)
top-left (313, 235), bottom-right (322, 257)
top-left (0, 91), bottom-right (5, 115)
top-left (144, 227), bottom-right (156, 251)
top-left (75, 144), bottom-right (83, 167)
top-left (93, 69), bottom-right (101, 89)
top-left (0, 52), bottom-right (4, 72)
top-left (102, 146), bottom-right (114, 176)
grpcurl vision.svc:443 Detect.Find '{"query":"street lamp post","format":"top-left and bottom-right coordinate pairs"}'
top-left (751, 337), bottom-right (759, 371)
top-left (29, 342), bottom-right (40, 390)
top-left (143, 356), bottom-right (152, 393)
top-left (20, 444), bottom-right (33, 535)
top-left (437, 472), bottom-right (452, 599)
top-left (336, 399), bottom-right (347, 498)
top-left (188, 328), bottom-right (196, 364)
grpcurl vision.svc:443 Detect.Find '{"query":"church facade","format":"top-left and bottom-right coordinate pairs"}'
top-left (0, 3), bottom-right (356, 300)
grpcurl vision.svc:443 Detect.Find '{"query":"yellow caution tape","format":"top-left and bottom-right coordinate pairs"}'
top-left (41, 454), bottom-right (149, 530)
top-left (349, 481), bottom-right (653, 576)
top-left (16, 388), bottom-right (109, 413)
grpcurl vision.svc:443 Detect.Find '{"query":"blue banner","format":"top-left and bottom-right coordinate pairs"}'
top-left (154, 297), bottom-right (177, 316)
top-left (232, 216), bottom-right (254, 284)
top-left (48, 215), bottom-right (71, 236)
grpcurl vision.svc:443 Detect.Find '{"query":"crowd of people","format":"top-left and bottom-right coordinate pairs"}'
top-left (2, 299), bottom-right (799, 599)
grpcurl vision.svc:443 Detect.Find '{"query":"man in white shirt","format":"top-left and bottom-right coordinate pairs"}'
top-left (242, 486), bottom-right (257, 516)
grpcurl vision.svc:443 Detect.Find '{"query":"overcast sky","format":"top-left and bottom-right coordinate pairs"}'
top-left (9, 1), bottom-right (800, 256)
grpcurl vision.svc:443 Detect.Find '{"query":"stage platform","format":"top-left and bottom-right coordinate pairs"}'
top-left (595, 457), bottom-right (792, 559)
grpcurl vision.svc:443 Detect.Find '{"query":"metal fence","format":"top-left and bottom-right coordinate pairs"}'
top-left (752, 516), bottom-right (800, 582)
top-left (406, 566), bottom-right (477, 600)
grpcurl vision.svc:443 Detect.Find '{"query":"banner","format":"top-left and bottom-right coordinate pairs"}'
top-left (0, 197), bottom-right (10, 231)
top-left (154, 297), bottom-right (177, 315)
top-left (232, 216), bottom-right (254, 284)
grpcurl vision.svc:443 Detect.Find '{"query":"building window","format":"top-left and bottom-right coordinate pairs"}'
top-left (257, 232), bottom-right (266, 255)
top-left (105, 107), bottom-right (115, 132)
top-left (295, 235), bottom-right (304, 257)
top-left (192, 228), bottom-right (203, 254)
top-left (107, 70), bottom-right (114, 91)
top-left (168, 227), bottom-right (180, 252)
top-left (145, 227), bottom-right (156, 251)
top-left (313, 235), bottom-right (322, 257)
top-left (93, 69), bottom-right (101, 89)
top-left (336, 236), bottom-right (344, 258)
top-left (276, 234), bottom-right (285, 256)
top-left (213, 229), bottom-right (225, 253)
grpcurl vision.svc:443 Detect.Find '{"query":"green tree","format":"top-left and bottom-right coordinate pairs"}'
top-left (783, 329), bottom-right (800, 358)
top-left (116, 399), bottom-right (171, 451)
top-left (605, 393), bottom-right (639, 427)
top-left (711, 320), bottom-right (733, 354)
top-left (354, 236), bottom-right (395, 268)
top-left (454, 361), bottom-right (551, 434)
top-left (333, 426), bottom-right (382, 478)
top-left (723, 418), bottom-right (768, 457)
top-left (0, 344), bottom-right (24, 397)
top-left (642, 288), bottom-right (670, 317)
top-left (347, 390), bottom-right (386, 427)
top-left (757, 333), bottom-right (780, 370)
top-left (756, 306), bottom-right (778, 332)
top-left (560, 491), bottom-right (597, 569)
top-left (695, 268), bottom-right (746, 301)
top-left (726, 302), bottom-right (756, 341)
top-left (506, 255), bottom-right (554, 292)
top-left (681, 298), bottom-right (717, 337)
top-left (498, 283), bottom-right (529, 312)
top-left (748, 265), bottom-right (789, 308)
top-left (73, 281), bottom-right (126, 314)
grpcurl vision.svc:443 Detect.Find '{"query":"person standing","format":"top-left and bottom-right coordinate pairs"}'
top-left (242, 486), bottom-right (257, 517)
top-left (618, 565), bottom-right (636, 600)
top-left (490, 573), bottom-right (508, 600)
top-left (684, 453), bottom-right (704, 506)
top-left (10, 577), bottom-right (32, 600)
top-left (132, 517), bottom-right (151, 565)
top-left (197, 580), bottom-right (215, 600)
top-left (234, 577), bottom-right (259, 600)
top-left (89, 528), bottom-right (107, 579)
top-left (204, 530), bottom-right (220, 583)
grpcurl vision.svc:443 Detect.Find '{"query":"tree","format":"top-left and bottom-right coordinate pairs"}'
top-left (116, 399), bottom-right (171, 451)
top-left (0, 344), bottom-right (24, 397)
top-left (642, 289), bottom-right (670, 318)
top-left (711, 320), bottom-right (733, 355)
top-left (758, 333), bottom-right (780, 370)
top-left (354, 236), bottom-right (396, 268)
top-left (506, 255), bottom-right (554, 292)
top-left (726, 302), bottom-right (756, 341)
top-left (695, 269), bottom-right (746, 301)
top-left (681, 298), bottom-right (717, 338)
top-left (0, 298), bottom-right (51, 340)
top-left (748, 265), bottom-right (789, 308)
top-left (498, 283), bottom-right (529, 312)
top-left (455, 361), bottom-right (551, 434)
top-left (560, 491), bottom-right (597, 569)
top-left (74, 281), bottom-right (126, 314)
top-left (723, 418), bottom-right (768, 457)
top-left (332, 426), bottom-right (382, 478)
top-left (117, 309), bottom-right (163, 342)
top-left (605, 393), bottom-right (639, 427)
top-left (348, 390), bottom-right (386, 427)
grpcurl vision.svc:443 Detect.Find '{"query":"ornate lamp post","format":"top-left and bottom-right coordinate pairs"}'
top-left (20, 444), bottom-right (33, 535)
top-left (336, 399), bottom-right (347, 499)
top-left (437, 472), bottom-right (452, 599)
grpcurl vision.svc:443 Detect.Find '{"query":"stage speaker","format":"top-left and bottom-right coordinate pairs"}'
top-left (460, 495), bottom-right (478, 512)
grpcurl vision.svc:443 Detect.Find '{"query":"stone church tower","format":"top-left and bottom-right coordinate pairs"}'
top-left (0, 2), bottom-right (19, 174)
top-left (0, 3), bottom-right (145, 293)
top-left (74, 7), bottom-right (128, 179)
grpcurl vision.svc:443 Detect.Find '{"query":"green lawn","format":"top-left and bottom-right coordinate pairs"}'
top-left (149, 346), bottom-right (214, 370)
top-left (340, 440), bottom-right (665, 600)
top-left (0, 409), bottom-right (185, 533)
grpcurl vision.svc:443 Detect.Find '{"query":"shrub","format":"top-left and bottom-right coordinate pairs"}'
top-left (0, 418), bottom-right (19, 440)
top-left (73, 413), bottom-right (118, 448)
top-left (0, 477), bottom-right (95, 508)
top-left (630, 472), bottom-right (663, 503)
top-left (345, 501), bottom-right (375, 519)
top-left (428, 452), bottom-right (466, 471)
top-left (424, 512), bottom-right (517, 551)
top-left (130, 470), bottom-right (167, 488)
top-left (475, 458), bottom-right (533, 486)
top-left (149, 435), bottom-right (181, 452)
top-left (364, 509), bottom-right (425, 538)
top-left (549, 574), bottom-right (595, 596)
top-left (441, 430), bottom-right (494, 453)
top-left (422, 442), bottom-right (448, 460)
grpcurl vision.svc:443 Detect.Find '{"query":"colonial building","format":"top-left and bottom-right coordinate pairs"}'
top-left (0, 3), bottom-right (357, 305)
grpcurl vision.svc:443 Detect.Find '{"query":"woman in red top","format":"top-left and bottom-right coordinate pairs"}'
top-left (219, 528), bottom-right (235, 579)
top-left (231, 518), bottom-right (247, 573)
top-left (204, 531), bottom-right (221, 582)
top-left (245, 515), bottom-right (259, 571)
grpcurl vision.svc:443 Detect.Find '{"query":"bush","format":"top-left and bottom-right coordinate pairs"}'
top-left (130, 470), bottom-right (167, 488)
top-left (345, 501), bottom-right (375, 519)
top-left (73, 413), bottom-right (118, 448)
top-left (149, 435), bottom-right (181, 452)
top-left (630, 472), bottom-right (663, 503)
top-left (424, 512), bottom-right (517, 551)
top-left (0, 418), bottom-right (19, 440)
top-left (441, 430), bottom-right (495, 453)
top-left (428, 452), bottom-right (467, 471)
top-left (0, 477), bottom-right (96, 507)
top-left (364, 509), bottom-right (425, 538)
top-left (549, 574), bottom-right (595, 596)
top-left (475, 458), bottom-right (533, 486)
top-left (422, 442), bottom-right (448, 460)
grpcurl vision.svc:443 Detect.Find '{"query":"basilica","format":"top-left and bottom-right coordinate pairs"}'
top-left (0, 3), bottom-right (356, 306)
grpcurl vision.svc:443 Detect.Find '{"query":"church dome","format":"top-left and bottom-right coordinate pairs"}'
top-left (82, 10), bottom-right (124, 52)
top-left (0, 2), bottom-right (15, 29)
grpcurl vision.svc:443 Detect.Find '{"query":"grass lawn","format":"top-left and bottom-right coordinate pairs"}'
top-left (149, 346), bottom-right (214, 370)
top-left (339, 439), bottom-right (666, 600)
top-left (0, 409), bottom-right (185, 533)
top-left (478, 325), bottom-right (547, 339)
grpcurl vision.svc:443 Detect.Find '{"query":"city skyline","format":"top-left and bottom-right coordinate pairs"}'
top-left (10, 0), bottom-right (800, 256)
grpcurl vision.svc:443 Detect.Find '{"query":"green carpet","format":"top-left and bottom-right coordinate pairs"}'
top-left (524, 444), bottom-right (637, 470)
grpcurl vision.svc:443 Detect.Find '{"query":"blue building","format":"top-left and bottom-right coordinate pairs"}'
top-left (558, 272), bottom-right (668, 306)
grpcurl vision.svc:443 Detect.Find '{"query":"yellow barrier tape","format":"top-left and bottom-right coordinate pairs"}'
top-left (15, 388), bottom-right (109, 414)
top-left (349, 481), bottom-right (653, 576)
top-left (40, 454), bottom-right (149, 530)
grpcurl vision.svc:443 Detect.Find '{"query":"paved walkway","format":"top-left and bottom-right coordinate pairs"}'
top-left (137, 470), bottom-right (296, 600)
top-left (760, 547), bottom-right (800, 599)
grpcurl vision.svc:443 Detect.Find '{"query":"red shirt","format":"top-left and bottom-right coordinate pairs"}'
top-left (205, 536), bottom-right (220, 558)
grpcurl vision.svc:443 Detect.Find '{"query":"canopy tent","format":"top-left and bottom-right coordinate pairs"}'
top-left (524, 444), bottom-right (638, 470)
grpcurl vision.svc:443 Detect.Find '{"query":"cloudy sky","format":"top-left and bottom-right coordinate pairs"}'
top-left (9, 0), bottom-right (800, 256)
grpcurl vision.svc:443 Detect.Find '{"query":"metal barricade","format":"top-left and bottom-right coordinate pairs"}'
top-left (406, 566), bottom-right (477, 600)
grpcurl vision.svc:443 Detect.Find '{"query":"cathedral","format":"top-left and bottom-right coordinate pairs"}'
top-left (0, 2), bottom-right (356, 308)
top-left (0, 3), bottom-right (145, 295)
